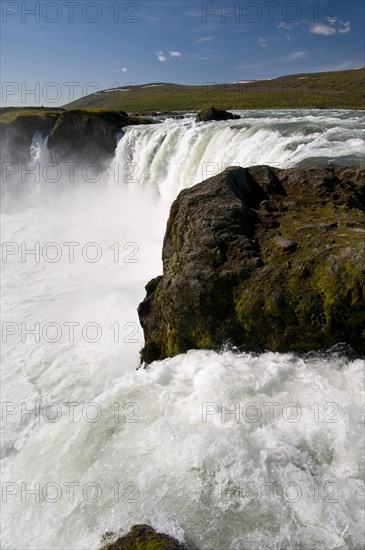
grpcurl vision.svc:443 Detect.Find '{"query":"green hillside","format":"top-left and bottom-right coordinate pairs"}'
top-left (64, 68), bottom-right (365, 112)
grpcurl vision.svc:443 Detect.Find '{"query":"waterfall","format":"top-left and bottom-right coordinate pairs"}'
top-left (112, 109), bottom-right (365, 200)
top-left (115, 129), bottom-right (124, 145)
top-left (29, 130), bottom-right (51, 163)
top-left (1, 109), bottom-right (364, 550)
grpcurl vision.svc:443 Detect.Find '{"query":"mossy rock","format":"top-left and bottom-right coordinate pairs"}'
top-left (195, 107), bottom-right (240, 122)
top-left (100, 524), bottom-right (188, 550)
top-left (0, 107), bottom-right (156, 166)
top-left (138, 165), bottom-right (365, 363)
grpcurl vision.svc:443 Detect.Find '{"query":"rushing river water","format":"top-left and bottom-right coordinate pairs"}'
top-left (1, 110), bottom-right (364, 549)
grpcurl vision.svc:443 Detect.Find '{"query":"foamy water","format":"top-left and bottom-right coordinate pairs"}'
top-left (114, 109), bottom-right (365, 200)
top-left (1, 109), bottom-right (364, 549)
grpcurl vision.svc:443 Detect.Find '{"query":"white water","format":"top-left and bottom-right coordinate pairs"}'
top-left (29, 131), bottom-right (51, 164)
top-left (1, 110), bottom-right (364, 549)
top-left (114, 109), bottom-right (365, 200)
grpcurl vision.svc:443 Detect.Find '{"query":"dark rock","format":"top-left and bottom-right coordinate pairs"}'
top-left (0, 109), bottom-right (155, 167)
top-left (0, 112), bottom-right (60, 164)
top-left (195, 107), bottom-right (240, 122)
top-left (48, 111), bottom-right (128, 163)
top-left (100, 524), bottom-right (188, 550)
top-left (134, 111), bottom-right (159, 116)
top-left (138, 165), bottom-right (365, 363)
top-left (48, 110), bottom-right (130, 164)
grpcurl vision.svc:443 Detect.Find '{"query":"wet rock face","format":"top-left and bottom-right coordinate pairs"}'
top-left (0, 114), bottom-right (58, 164)
top-left (195, 107), bottom-right (240, 122)
top-left (138, 165), bottom-right (365, 364)
top-left (0, 110), bottom-right (155, 166)
top-left (47, 110), bottom-right (130, 164)
top-left (100, 524), bottom-right (189, 549)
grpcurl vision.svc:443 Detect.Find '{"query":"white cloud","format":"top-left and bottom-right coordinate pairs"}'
top-left (278, 21), bottom-right (299, 30)
top-left (156, 50), bottom-right (168, 62)
top-left (279, 16), bottom-right (350, 37)
top-left (309, 23), bottom-right (336, 36)
top-left (258, 37), bottom-right (267, 48)
top-left (110, 67), bottom-right (128, 73)
top-left (309, 18), bottom-right (350, 36)
top-left (195, 36), bottom-right (214, 43)
top-left (288, 51), bottom-right (307, 59)
top-left (338, 21), bottom-right (351, 34)
top-left (156, 50), bottom-right (182, 62)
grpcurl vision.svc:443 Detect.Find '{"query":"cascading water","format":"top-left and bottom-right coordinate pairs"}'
top-left (29, 130), bottom-right (51, 163)
top-left (113, 109), bottom-right (365, 200)
top-left (1, 110), bottom-right (364, 550)
top-left (115, 129), bottom-right (124, 146)
top-left (1, 130), bottom-right (53, 210)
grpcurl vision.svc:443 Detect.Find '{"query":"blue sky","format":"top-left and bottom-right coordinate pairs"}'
top-left (1, 0), bottom-right (364, 106)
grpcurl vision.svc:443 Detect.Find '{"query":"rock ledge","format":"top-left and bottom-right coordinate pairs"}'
top-left (138, 165), bottom-right (365, 363)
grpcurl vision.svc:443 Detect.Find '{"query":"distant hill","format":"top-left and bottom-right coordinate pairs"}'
top-left (64, 68), bottom-right (365, 111)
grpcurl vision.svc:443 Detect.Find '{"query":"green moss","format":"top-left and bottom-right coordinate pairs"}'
top-left (162, 186), bottom-right (365, 355)
top-left (166, 324), bottom-right (180, 357)
top-left (0, 107), bottom-right (63, 124)
top-left (234, 246), bottom-right (365, 352)
top-left (140, 165), bottom-right (365, 363)
top-left (313, 258), bottom-right (365, 340)
top-left (99, 524), bottom-right (187, 550)
top-left (233, 186), bottom-right (365, 352)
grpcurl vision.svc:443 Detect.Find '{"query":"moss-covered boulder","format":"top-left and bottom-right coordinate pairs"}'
top-left (100, 524), bottom-right (188, 550)
top-left (138, 165), bottom-right (365, 364)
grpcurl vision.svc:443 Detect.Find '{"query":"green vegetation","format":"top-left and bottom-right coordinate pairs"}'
top-left (1, 69), bottom-right (363, 119)
top-left (0, 107), bottom-right (153, 128)
top-left (139, 166), bottom-right (365, 363)
top-left (235, 198), bottom-right (365, 352)
top-left (0, 108), bottom-right (63, 125)
top-left (64, 68), bottom-right (365, 112)
top-left (99, 524), bottom-right (188, 550)
top-left (0, 107), bottom-right (124, 125)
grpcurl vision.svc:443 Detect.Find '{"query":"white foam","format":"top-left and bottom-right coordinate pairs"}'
top-left (112, 109), bottom-right (365, 201)
top-left (1, 109), bottom-right (364, 550)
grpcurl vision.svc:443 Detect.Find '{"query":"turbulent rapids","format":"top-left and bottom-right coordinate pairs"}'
top-left (1, 110), bottom-right (364, 550)
top-left (114, 109), bottom-right (365, 199)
